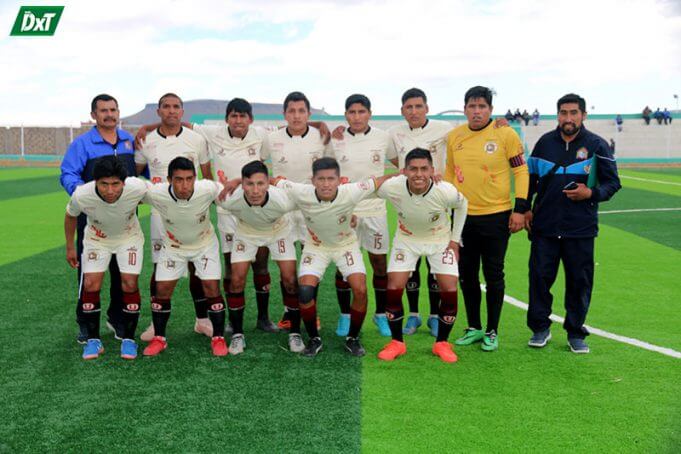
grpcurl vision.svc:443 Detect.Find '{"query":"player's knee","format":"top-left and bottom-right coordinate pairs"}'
top-left (230, 274), bottom-right (246, 293)
top-left (155, 283), bottom-right (172, 299)
top-left (282, 278), bottom-right (297, 295)
top-left (82, 275), bottom-right (101, 293)
top-left (298, 285), bottom-right (316, 306)
top-left (201, 281), bottom-right (220, 298)
top-left (352, 283), bottom-right (368, 301)
top-left (120, 278), bottom-right (138, 294)
top-left (438, 279), bottom-right (458, 293)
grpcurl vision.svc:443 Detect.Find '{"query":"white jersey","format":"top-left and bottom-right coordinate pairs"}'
top-left (217, 186), bottom-right (296, 239)
top-left (262, 127), bottom-right (328, 183)
top-left (135, 127), bottom-right (209, 185)
top-left (276, 178), bottom-right (376, 249)
top-left (377, 175), bottom-right (467, 244)
top-left (145, 180), bottom-right (222, 251)
top-left (66, 177), bottom-right (147, 247)
top-left (387, 119), bottom-right (452, 172)
top-left (327, 126), bottom-right (393, 217)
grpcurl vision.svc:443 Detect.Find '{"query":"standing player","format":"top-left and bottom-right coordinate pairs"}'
top-left (274, 158), bottom-right (396, 357)
top-left (326, 94), bottom-right (394, 337)
top-left (445, 86), bottom-right (529, 352)
top-left (376, 149), bottom-right (468, 363)
top-left (134, 93), bottom-right (215, 341)
top-left (217, 161), bottom-right (303, 354)
top-left (64, 156), bottom-right (147, 360)
top-left (143, 157), bottom-right (227, 357)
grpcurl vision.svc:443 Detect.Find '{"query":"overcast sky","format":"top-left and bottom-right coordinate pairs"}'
top-left (1, 0), bottom-right (680, 125)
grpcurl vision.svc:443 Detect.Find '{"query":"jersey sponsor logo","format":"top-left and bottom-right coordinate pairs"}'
top-left (454, 165), bottom-right (465, 183)
top-left (166, 230), bottom-right (181, 244)
top-left (576, 147), bottom-right (589, 160)
top-left (398, 221), bottom-right (413, 235)
top-left (484, 141), bottom-right (498, 154)
top-left (90, 225), bottom-right (107, 238)
top-left (151, 177), bottom-right (162, 184)
top-left (10, 6), bottom-right (64, 36)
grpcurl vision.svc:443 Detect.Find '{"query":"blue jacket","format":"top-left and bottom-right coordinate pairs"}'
top-left (527, 126), bottom-right (621, 238)
top-left (60, 126), bottom-right (136, 195)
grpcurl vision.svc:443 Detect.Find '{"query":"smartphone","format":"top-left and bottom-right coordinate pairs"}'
top-left (563, 181), bottom-right (578, 190)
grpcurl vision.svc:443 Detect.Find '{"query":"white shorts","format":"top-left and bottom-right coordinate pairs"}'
top-left (231, 232), bottom-right (296, 263)
top-left (299, 243), bottom-right (366, 280)
top-left (289, 210), bottom-right (307, 244)
top-left (150, 212), bottom-right (164, 263)
top-left (82, 238), bottom-right (144, 275)
top-left (218, 212), bottom-right (237, 253)
top-left (355, 214), bottom-right (389, 254)
top-left (387, 238), bottom-right (459, 276)
top-left (155, 239), bottom-right (222, 282)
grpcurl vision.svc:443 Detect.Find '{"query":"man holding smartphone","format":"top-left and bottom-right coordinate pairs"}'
top-left (525, 93), bottom-right (621, 354)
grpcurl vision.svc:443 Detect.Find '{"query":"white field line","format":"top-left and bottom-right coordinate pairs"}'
top-left (620, 175), bottom-right (681, 186)
top-left (599, 207), bottom-right (681, 214)
top-left (480, 285), bottom-right (681, 359)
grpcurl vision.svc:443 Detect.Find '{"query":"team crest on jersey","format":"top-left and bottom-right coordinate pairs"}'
top-left (88, 251), bottom-right (98, 261)
top-left (430, 213), bottom-right (441, 223)
top-left (153, 243), bottom-right (162, 252)
top-left (576, 148), bottom-right (589, 160)
top-left (124, 140), bottom-right (132, 150)
top-left (165, 259), bottom-right (175, 269)
top-left (584, 164), bottom-right (591, 174)
top-left (371, 153), bottom-right (381, 164)
top-left (455, 143), bottom-right (464, 151)
top-left (303, 255), bottom-right (313, 265)
top-left (338, 215), bottom-right (347, 224)
top-left (235, 241), bottom-right (246, 252)
top-left (484, 141), bottom-right (498, 154)
top-left (395, 251), bottom-right (405, 262)
top-left (225, 234), bottom-right (233, 242)
top-left (248, 147), bottom-right (256, 156)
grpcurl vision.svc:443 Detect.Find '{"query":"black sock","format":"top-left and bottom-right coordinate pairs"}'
top-left (189, 273), bottom-right (208, 318)
top-left (349, 306), bottom-right (367, 338)
top-left (300, 303), bottom-right (319, 338)
top-left (335, 271), bottom-right (351, 314)
top-left (386, 288), bottom-right (404, 342)
top-left (150, 297), bottom-right (171, 338)
top-left (406, 270), bottom-right (420, 314)
top-left (227, 292), bottom-right (245, 335)
top-left (81, 290), bottom-right (101, 339)
top-left (427, 273), bottom-right (441, 316)
top-left (373, 274), bottom-right (387, 314)
top-left (207, 296), bottom-right (226, 337)
top-left (254, 273), bottom-right (271, 320)
top-left (122, 290), bottom-right (141, 339)
top-left (437, 291), bottom-right (458, 342)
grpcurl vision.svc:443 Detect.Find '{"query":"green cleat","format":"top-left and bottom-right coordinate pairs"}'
top-left (454, 328), bottom-right (485, 346)
top-left (481, 330), bottom-right (499, 352)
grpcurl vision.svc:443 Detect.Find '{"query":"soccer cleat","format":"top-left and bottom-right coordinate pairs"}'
top-left (345, 337), bottom-right (366, 357)
top-left (481, 330), bottom-right (499, 352)
top-left (455, 328), bottom-right (485, 346)
top-left (316, 316), bottom-right (322, 330)
top-left (427, 316), bottom-right (439, 337)
top-left (228, 334), bottom-right (245, 355)
top-left (335, 314), bottom-right (351, 337)
top-left (302, 337), bottom-right (323, 357)
top-left (120, 339), bottom-right (138, 360)
top-left (567, 338), bottom-right (590, 354)
top-left (288, 333), bottom-right (305, 353)
top-left (372, 314), bottom-right (391, 337)
top-left (106, 320), bottom-right (124, 341)
top-left (82, 339), bottom-right (104, 360)
top-left (528, 329), bottom-right (552, 348)
top-left (143, 336), bottom-right (167, 356)
top-left (194, 318), bottom-right (213, 337)
top-left (256, 318), bottom-right (280, 333)
top-left (277, 318), bottom-right (292, 331)
top-left (377, 340), bottom-right (407, 361)
top-left (211, 336), bottom-right (228, 357)
top-left (402, 315), bottom-right (422, 335)
top-left (140, 323), bottom-right (155, 342)
top-left (76, 324), bottom-right (88, 345)
top-left (432, 341), bottom-right (458, 363)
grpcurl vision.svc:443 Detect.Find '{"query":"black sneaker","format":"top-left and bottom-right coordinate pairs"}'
top-left (345, 337), bottom-right (366, 357)
top-left (528, 329), bottom-right (551, 348)
top-left (76, 324), bottom-right (88, 344)
top-left (567, 337), bottom-right (590, 354)
top-left (302, 337), bottom-right (323, 357)
top-left (256, 318), bottom-right (280, 333)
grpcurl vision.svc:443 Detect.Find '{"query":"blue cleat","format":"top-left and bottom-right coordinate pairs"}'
top-left (427, 316), bottom-right (439, 337)
top-left (120, 339), bottom-right (138, 360)
top-left (402, 315), bottom-right (422, 335)
top-left (335, 314), bottom-right (351, 337)
top-left (372, 314), bottom-right (391, 337)
top-left (82, 339), bottom-right (104, 360)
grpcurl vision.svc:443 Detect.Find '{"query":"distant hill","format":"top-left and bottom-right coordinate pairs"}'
top-left (122, 99), bottom-right (329, 124)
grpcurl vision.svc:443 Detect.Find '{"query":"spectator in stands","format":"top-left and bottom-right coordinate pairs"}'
top-left (514, 108), bottom-right (522, 122)
top-left (532, 109), bottom-right (540, 126)
top-left (642, 106), bottom-right (652, 125)
top-left (522, 109), bottom-right (530, 126)
top-left (663, 108), bottom-right (672, 124)
top-left (615, 114), bottom-right (623, 132)
top-left (505, 109), bottom-right (514, 122)
top-left (654, 108), bottom-right (664, 124)
top-left (610, 138), bottom-right (616, 154)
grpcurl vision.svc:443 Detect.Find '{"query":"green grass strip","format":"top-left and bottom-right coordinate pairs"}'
top-left (0, 167), bottom-right (60, 181)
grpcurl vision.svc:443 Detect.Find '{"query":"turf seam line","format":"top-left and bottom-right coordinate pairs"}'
top-left (599, 207), bottom-right (681, 214)
top-left (620, 175), bottom-right (681, 186)
top-left (480, 285), bottom-right (681, 360)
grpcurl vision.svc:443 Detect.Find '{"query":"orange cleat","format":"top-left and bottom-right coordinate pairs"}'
top-left (316, 316), bottom-right (321, 330)
top-left (432, 341), bottom-right (458, 363)
top-left (277, 318), bottom-right (292, 331)
top-left (211, 336), bottom-right (228, 357)
top-left (143, 336), bottom-right (167, 356)
top-left (377, 340), bottom-right (407, 361)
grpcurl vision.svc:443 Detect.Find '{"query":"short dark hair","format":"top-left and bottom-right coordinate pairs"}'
top-left (91, 94), bottom-right (118, 113)
top-left (283, 91), bottom-right (310, 112)
top-left (242, 160), bottom-right (268, 179)
top-left (401, 88), bottom-right (427, 105)
top-left (226, 98), bottom-right (253, 119)
top-left (345, 94), bottom-right (371, 111)
top-left (404, 148), bottom-right (433, 166)
top-left (557, 93), bottom-right (586, 113)
top-left (312, 157), bottom-right (340, 176)
top-left (158, 93), bottom-right (183, 108)
top-left (168, 157), bottom-right (196, 178)
top-left (464, 86), bottom-right (493, 107)
top-left (93, 155), bottom-right (127, 181)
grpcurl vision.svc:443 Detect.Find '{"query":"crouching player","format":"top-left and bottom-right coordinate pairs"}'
top-left (143, 157), bottom-right (227, 357)
top-left (376, 149), bottom-right (468, 363)
top-left (64, 156), bottom-right (148, 360)
top-left (275, 157), bottom-right (396, 357)
top-left (217, 161), bottom-right (304, 354)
